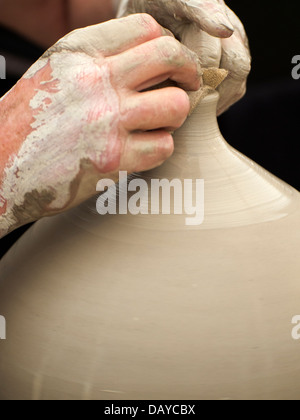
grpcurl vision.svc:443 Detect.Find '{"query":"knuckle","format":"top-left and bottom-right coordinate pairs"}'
top-left (176, 89), bottom-right (190, 114)
top-left (157, 37), bottom-right (186, 66)
top-left (134, 13), bottom-right (162, 35)
top-left (164, 140), bottom-right (174, 158)
top-left (237, 50), bottom-right (252, 73)
top-left (228, 54), bottom-right (251, 80)
top-left (229, 84), bottom-right (247, 105)
top-left (244, 56), bottom-right (252, 74)
top-left (237, 84), bottom-right (247, 100)
top-left (222, 35), bottom-right (251, 79)
top-left (239, 57), bottom-right (251, 78)
top-left (159, 134), bottom-right (174, 158)
top-left (169, 89), bottom-right (190, 125)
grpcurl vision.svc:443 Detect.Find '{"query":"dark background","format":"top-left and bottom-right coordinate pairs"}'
top-left (220, 0), bottom-right (300, 193)
top-left (0, 0), bottom-right (299, 259)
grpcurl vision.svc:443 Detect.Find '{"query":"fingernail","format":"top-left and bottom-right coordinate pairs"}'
top-left (214, 12), bottom-right (235, 34)
top-left (162, 27), bottom-right (175, 38)
top-left (220, 23), bottom-right (234, 34)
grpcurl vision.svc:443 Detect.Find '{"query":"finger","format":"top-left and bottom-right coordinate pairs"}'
top-left (52, 14), bottom-right (173, 58)
top-left (123, 87), bottom-right (190, 131)
top-left (118, 1), bottom-right (233, 39)
top-left (130, 0), bottom-right (234, 39)
top-left (181, 25), bottom-right (222, 68)
top-left (217, 33), bottom-right (251, 115)
top-left (121, 131), bottom-right (174, 173)
top-left (185, 0), bottom-right (234, 38)
top-left (221, 3), bottom-right (250, 46)
top-left (109, 36), bottom-right (202, 91)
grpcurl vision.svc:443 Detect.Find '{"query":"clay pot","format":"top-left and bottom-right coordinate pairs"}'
top-left (0, 92), bottom-right (300, 400)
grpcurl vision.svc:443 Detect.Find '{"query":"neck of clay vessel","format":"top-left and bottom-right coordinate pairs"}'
top-left (75, 93), bottom-right (299, 231)
top-left (174, 92), bottom-right (221, 155)
top-left (145, 92), bottom-right (298, 229)
top-left (148, 92), bottom-right (230, 180)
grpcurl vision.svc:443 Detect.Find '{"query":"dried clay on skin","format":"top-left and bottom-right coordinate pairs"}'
top-left (0, 50), bottom-right (120, 234)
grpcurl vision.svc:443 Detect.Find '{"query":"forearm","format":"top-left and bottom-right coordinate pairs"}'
top-left (0, 65), bottom-right (53, 238)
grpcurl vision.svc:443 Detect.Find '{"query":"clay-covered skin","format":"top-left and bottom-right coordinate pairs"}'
top-left (0, 14), bottom-right (202, 238)
top-left (118, 0), bottom-right (251, 115)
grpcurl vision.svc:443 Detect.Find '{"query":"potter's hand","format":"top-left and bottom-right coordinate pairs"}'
top-left (118, 0), bottom-right (235, 38)
top-left (0, 14), bottom-right (202, 238)
top-left (118, 0), bottom-right (251, 115)
top-left (217, 3), bottom-right (251, 115)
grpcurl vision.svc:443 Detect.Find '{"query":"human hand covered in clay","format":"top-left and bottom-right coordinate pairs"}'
top-left (118, 0), bottom-right (251, 115)
top-left (0, 14), bottom-right (202, 237)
